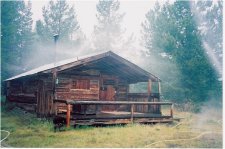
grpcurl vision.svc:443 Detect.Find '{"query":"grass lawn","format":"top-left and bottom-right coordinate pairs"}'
top-left (0, 105), bottom-right (222, 148)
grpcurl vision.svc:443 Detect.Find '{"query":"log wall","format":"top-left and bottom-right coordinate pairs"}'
top-left (36, 76), bottom-right (55, 117)
top-left (128, 93), bottom-right (148, 113)
top-left (128, 93), bottom-right (161, 114)
top-left (148, 93), bottom-right (161, 114)
top-left (7, 78), bottom-right (38, 112)
top-left (56, 75), bottom-right (100, 100)
top-left (55, 74), bottom-right (100, 114)
top-left (55, 74), bottom-right (130, 114)
top-left (6, 73), bottom-right (159, 116)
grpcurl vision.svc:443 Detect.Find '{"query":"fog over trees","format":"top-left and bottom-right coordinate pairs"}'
top-left (1, 0), bottom-right (222, 104)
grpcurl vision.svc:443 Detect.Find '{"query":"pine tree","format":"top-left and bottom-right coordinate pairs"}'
top-left (1, 1), bottom-right (33, 80)
top-left (93, 0), bottom-right (125, 52)
top-left (36, 0), bottom-right (79, 44)
top-left (193, 1), bottom-right (223, 76)
top-left (19, 1), bottom-right (34, 67)
top-left (142, 1), bottom-right (220, 103)
top-left (142, 2), bottom-right (183, 101)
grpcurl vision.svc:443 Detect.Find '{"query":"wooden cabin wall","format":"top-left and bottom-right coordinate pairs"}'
top-left (99, 75), bottom-right (129, 101)
top-left (99, 75), bottom-right (115, 111)
top-left (128, 93), bottom-right (161, 114)
top-left (128, 93), bottom-right (148, 113)
top-left (117, 79), bottom-right (128, 101)
top-left (148, 93), bottom-right (161, 114)
top-left (36, 75), bottom-right (55, 117)
top-left (55, 74), bottom-right (100, 100)
top-left (54, 74), bottom-right (130, 113)
top-left (55, 74), bottom-right (100, 114)
top-left (113, 79), bottom-right (129, 111)
top-left (7, 78), bottom-right (38, 112)
top-left (55, 74), bottom-right (129, 102)
top-left (6, 74), bottom-right (160, 116)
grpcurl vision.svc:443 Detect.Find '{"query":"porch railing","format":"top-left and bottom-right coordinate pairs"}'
top-left (54, 99), bottom-right (173, 127)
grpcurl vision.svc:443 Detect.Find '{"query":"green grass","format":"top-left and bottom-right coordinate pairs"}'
top-left (0, 106), bottom-right (222, 148)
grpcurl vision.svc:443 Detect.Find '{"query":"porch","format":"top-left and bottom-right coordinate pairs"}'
top-left (54, 99), bottom-right (174, 127)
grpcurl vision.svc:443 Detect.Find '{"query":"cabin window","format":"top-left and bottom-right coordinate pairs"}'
top-left (72, 79), bottom-right (90, 90)
top-left (129, 82), bottom-right (159, 93)
top-left (129, 82), bottom-right (148, 93)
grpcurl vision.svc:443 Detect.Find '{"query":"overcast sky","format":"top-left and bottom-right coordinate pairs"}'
top-left (30, 0), bottom-right (157, 38)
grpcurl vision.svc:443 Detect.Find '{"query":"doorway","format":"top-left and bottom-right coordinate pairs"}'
top-left (100, 84), bottom-right (116, 111)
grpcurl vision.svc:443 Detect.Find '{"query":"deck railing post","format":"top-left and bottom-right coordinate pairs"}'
top-left (131, 104), bottom-right (134, 123)
top-left (170, 104), bottom-right (173, 118)
top-left (66, 104), bottom-right (71, 128)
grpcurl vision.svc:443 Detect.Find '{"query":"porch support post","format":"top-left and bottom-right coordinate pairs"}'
top-left (148, 79), bottom-right (152, 113)
top-left (148, 79), bottom-right (152, 97)
top-left (130, 104), bottom-right (134, 123)
top-left (158, 81), bottom-right (161, 95)
top-left (66, 104), bottom-right (71, 128)
top-left (158, 80), bottom-right (161, 114)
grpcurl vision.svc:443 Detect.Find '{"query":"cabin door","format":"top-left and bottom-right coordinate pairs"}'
top-left (100, 85), bottom-right (116, 111)
top-left (37, 80), bottom-right (54, 117)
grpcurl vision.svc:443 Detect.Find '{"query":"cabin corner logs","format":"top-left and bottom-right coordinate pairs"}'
top-left (6, 72), bottom-right (161, 117)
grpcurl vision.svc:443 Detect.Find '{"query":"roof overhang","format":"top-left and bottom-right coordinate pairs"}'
top-left (5, 51), bottom-right (161, 83)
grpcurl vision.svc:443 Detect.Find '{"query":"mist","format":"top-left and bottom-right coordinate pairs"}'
top-left (190, 1), bottom-right (223, 79)
top-left (1, 1), bottom-right (223, 147)
top-left (191, 99), bottom-right (222, 132)
top-left (9, 0), bottom-right (222, 105)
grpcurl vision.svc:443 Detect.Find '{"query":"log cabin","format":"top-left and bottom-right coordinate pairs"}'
top-left (5, 51), bottom-right (174, 126)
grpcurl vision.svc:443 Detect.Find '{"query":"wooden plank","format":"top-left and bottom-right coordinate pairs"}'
top-left (97, 60), bottom-right (145, 83)
top-left (131, 104), bottom-right (134, 123)
top-left (134, 118), bottom-right (173, 123)
top-left (58, 100), bottom-right (173, 105)
top-left (8, 95), bottom-right (36, 103)
top-left (128, 93), bottom-right (148, 98)
top-left (109, 52), bottom-right (160, 82)
top-left (158, 81), bottom-right (161, 94)
top-left (66, 104), bottom-right (71, 128)
top-left (67, 113), bottom-right (171, 120)
top-left (72, 118), bottom-right (173, 126)
top-left (148, 79), bottom-right (152, 96)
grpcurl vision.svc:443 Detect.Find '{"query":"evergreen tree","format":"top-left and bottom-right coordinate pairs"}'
top-left (142, 2), bottom-right (183, 101)
top-left (193, 1), bottom-right (223, 76)
top-left (36, 0), bottom-right (79, 44)
top-left (33, 0), bottom-right (83, 66)
top-left (142, 1), bottom-right (220, 103)
top-left (19, 1), bottom-right (34, 66)
top-left (1, 1), bottom-right (33, 80)
top-left (93, 0), bottom-right (125, 52)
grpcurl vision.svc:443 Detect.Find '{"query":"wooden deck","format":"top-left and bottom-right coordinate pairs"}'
top-left (58, 111), bottom-right (173, 126)
top-left (55, 100), bottom-right (174, 126)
